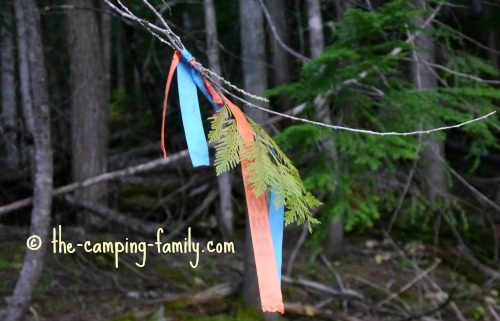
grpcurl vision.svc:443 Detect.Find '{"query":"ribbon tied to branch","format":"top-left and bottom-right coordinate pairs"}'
top-left (161, 49), bottom-right (285, 313)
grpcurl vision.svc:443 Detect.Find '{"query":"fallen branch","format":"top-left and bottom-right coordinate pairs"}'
top-left (284, 302), bottom-right (362, 321)
top-left (376, 258), bottom-right (441, 308)
top-left (282, 275), bottom-right (364, 300)
top-left (453, 245), bottom-right (500, 280)
top-left (64, 195), bottom-right (164, 236)
top-left (147, 281), bottom-right (240, 305)
top-left (382, 231), bottom-right (467, 321)
top-left (0, 149), bottom-right (189, 217)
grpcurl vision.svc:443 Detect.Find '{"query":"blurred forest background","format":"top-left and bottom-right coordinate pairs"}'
top-left (0, 0), bottom-right (499, 320)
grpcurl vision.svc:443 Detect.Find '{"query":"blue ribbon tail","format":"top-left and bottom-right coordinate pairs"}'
top-left (269, 190), bottom-right (284, 283)
top-left (177, 60), bottom-right (210, 167)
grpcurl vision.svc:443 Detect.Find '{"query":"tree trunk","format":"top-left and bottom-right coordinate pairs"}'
top-left (14, 0), bottom-right (34, 139)
top-left (4, 0), bottom-right (53, 320)
top-left (333, 0), bottom-right (356, 20)
top-left (266, 0), bottom-right (292, 111)
top-left (308, 0), bottom-right (344, 258)
top-left (66, 0), bottom-right (109, 226)
top-left (1, 0), bottom-right (19, 170)
top-left (204, 0), bottom-right (234, 240)
top-left (307, 0), bottom-right (324, 58)
top-left (411, 0), bottom-right (448, 202)
top-left (239, 1), bottom-right (274, 319)
top-left (100, 0), bottom-right (112, 86)
top-left (240, 0), bottom-right (267, 124)
top-left (116, 24), bottom-right (125, 91)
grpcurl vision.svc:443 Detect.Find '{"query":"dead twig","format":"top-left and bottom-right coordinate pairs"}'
top-left (147, 281), bottom-right (240, 305)
top-left (453, 245), bottom-right (500, 280)
top-left (282, 275), bottom-right (364, 300)
top-left (376, 258), bottom-right (441, 308)
top-left (284, 302), bottom-right (362, 321)
top-left (382, 231), bottom-right (467, 321)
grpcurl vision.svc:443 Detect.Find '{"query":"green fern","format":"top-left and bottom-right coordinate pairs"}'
top-left (208, 105), bottom-right (322, 231)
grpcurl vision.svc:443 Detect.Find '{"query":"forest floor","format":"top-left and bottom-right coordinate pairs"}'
top-left (1, 222), bottom-right (499, 321)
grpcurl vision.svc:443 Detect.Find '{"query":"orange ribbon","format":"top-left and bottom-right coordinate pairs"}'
top-left (162, 52), bottom-right (284, 313)
top-left (204, 80), bottom-right (284, 313)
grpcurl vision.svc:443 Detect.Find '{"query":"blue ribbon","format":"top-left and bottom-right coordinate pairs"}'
top-left (269, 190), bottom-right (284, 283)
top-left (179, 49), bottom-right (284, 282)
top-left (176, 49), bottom-right (213, 167)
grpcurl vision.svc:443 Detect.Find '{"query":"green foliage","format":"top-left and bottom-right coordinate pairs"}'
top-left (209, 105), bottom-right (322, 231)
top-left (208, 107), bottom-right (243, 175)
top-left (269, 0), bottom-right (499, 238)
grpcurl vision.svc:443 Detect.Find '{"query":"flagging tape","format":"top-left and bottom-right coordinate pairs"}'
top-left (162, 50), bottom-right (284, 313)
top-left (269, 191), bottom-right (284, 282)
top-left (204, 83), bottom-right (284, 313)
top-left (162, 50), bottom-right (210, 167)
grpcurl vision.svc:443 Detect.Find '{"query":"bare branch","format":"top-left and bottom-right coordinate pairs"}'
top-left (376, 259), bottom-right (441, 308)
top-left (0, 149), bottom-right (189, 217)
top-left (257, 0), bottom-right (309, 62)
top-left (64, 195), bottom-right (164, 236)
top-left (434, 20), bottom-right (500, 57)
top-left (447, 165), bottom-right (500, 213)
top-left (424, 60), bottom-right (500, 84)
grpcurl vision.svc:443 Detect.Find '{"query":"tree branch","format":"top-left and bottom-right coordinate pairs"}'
top-left (257, 0), bottom-right (309, 62)
top-left (64, 195), bottom-right (164, 236)
top-left (0, 149), bottom-right (189, 217)
top-left (424, 60), bottom-right (500, 84)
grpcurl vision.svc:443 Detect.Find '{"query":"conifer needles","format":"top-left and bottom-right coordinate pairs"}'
top-left (208, 105), bottom-right (322, 232)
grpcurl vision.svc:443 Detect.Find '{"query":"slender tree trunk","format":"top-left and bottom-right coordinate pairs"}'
top-left (266, 0), bottom-right (292, 111)
top-left (333, 0), bottom-right (356, 20)
top-left (1, 0), bottom-right (19, 170)
top-left (240, 0), bottom-right (267, 124)
top-left (116, 24), bottom-right (125, 91)
top-left (4, 0), bottom-right (53, 320)
top-left (307, 0), bottom-right (324, 58)
top-left (14, 0), bottom-right (35, 175)
top-left (239, 1), bottom-right (274, 319)
top-left (66, 0), bottom-right (109, 225)
top-left (100, 0), bottom-right (112, 107)
top-left (411, 0), bottom-right (448, 202)
top-left (204, 0), bottom-right (234, 240)
top-left (308, 0), bottom-right (344, 258)
top-left (14, 0), bottom-right (34, 139)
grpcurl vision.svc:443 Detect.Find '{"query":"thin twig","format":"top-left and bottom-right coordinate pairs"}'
top-left (376, 259), bottom-right (441, 308)
top-left (320, 254), bottom-right (348, 313)
top-left (285, 223), bottom-right (308, 277)
top-left (488, 304), bottom-right (500, 321)
top-left (424, 60), bottom-right (500, 84)
top-left (447, 165), bottom-right (500, 213)
top-left (383, 232), bottom-right (468, 321)
top-left (434, 20), bottom-right (500, 57)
